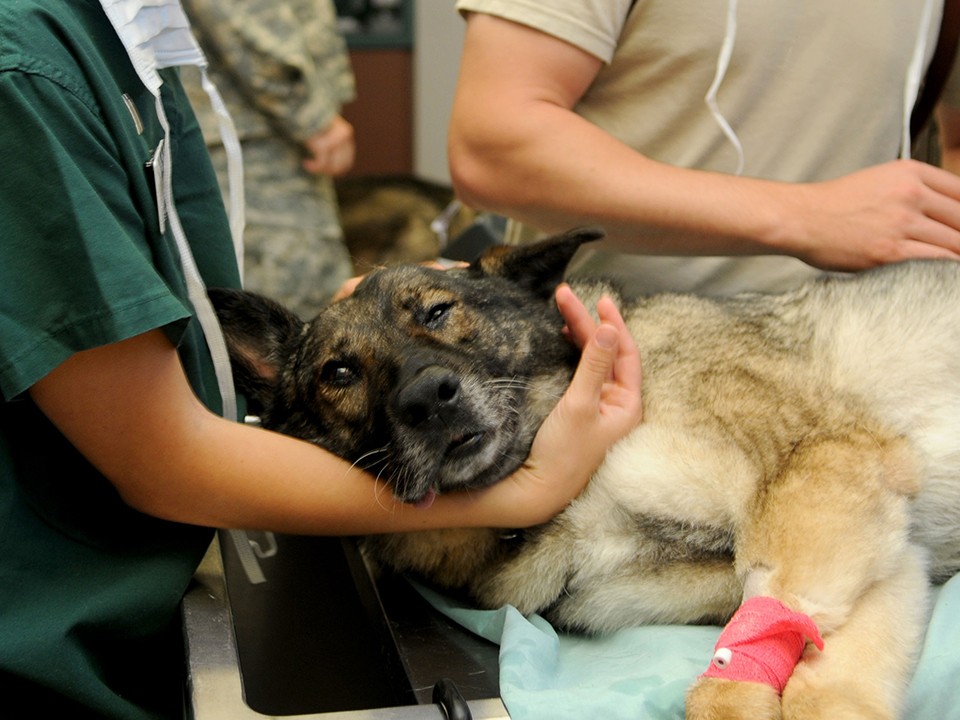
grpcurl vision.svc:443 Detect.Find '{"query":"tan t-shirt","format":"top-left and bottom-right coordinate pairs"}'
top-left (457, 0), bottom-right (960, 296)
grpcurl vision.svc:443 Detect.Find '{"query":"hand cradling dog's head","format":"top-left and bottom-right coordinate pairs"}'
top-left (211, 228), bottom-right (604, 505)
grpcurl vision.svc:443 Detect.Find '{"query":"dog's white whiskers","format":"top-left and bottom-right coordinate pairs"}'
top-left (486, 376), bottom-right (564, 406)
top-left (391, 461), bottom-right (421, 508)
top-left (349, 444), bottom-right (398, 512)
top-left (372, 465), bottom-right (395, 512)
top-left (351, 445), bottom-right (389, 472)
top-left (485, 377), bottom-right (533, 392)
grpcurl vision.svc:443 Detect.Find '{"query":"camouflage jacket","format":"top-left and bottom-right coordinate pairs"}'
top-left (182, 0), bottom-right (355, 147)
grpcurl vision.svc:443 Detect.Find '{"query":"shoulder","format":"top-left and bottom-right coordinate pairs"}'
top-left (0, 0), bottom-right (134, 111)
top-left (456, 0), bottom-right (635, 63)
top-left (1, 0), bottom-right (103, 64)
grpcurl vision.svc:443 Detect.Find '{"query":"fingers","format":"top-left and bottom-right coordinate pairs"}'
top-left (302, 146), bottom-right (353, 176)
top-left (556, 283), bottom-right (597, 349)
top-left (917, 194), bottom-right (960, 258)
top-left (564, 290), bottom-right (643, 422)
top-left (596, 293), bottom-right (628, 336)
top-left (331, 262), bottom-right (468, 304)
top-left (596, 294), bottom-right (643, 404)
top-left (902, 162), bottom-right (960, 255)
top-left (892, 161), bottom-right (960, 255)
top-left (570, 322), bottom-right (619, 401)
top-left (801, 161), bottom-right (960, 270)
top-left (916, 159), bottom-right (960, 201)
top-left (504, 289), bottom-right (642, 524)
top-left (556, 285), bottom-right (641, 392)
top-left (301, 116), bottom-right (356, 177)
top-left (331, 275), bottom-right (364, 302)
top-left (422, 259), bottom-right (469, 270)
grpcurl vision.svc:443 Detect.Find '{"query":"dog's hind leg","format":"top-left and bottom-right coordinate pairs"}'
top-left (685, 429), bottom-right (925, 720)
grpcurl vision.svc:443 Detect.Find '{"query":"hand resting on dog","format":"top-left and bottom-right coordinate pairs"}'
top-left (491, 284), bottom-right (643, 525)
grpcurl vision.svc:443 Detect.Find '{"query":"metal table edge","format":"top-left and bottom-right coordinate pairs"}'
top-left (181, 536), bottom-right (511, 720)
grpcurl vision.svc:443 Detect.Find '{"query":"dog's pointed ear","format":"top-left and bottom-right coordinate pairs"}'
top-left (208, 287), bottom-right (305, 413)
top-left (469, 227), bottom-right (604, 299)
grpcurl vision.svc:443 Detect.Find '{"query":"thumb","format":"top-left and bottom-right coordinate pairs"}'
top-left (566, 322), bottom-right (619, 408)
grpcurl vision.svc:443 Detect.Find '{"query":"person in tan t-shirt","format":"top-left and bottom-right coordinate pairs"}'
top-left (451, 0), bottom-right (960, 297)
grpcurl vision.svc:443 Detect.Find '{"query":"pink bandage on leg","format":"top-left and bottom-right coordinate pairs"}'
top-left (701, 595), bottom-right (824, 694)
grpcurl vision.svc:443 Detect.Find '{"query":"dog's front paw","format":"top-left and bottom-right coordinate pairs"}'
top-left (685, 677), bottom-right (782, 720)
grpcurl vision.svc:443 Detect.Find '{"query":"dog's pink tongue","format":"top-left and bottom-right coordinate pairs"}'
top-left (414, 489), bottom-right (437, 509)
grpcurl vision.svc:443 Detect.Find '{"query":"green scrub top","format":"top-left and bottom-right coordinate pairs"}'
top-left (0, 1), bottom-right (241, 717)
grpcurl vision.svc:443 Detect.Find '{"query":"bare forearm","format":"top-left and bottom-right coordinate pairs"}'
top-left (448, 14), bottom-right (789, 256)
top-left (28, 332), bottom-right (543, 535)
top-left (135, 409), bottom-right (524, 535)
top-left (450, 105), bottom-right (789, 255)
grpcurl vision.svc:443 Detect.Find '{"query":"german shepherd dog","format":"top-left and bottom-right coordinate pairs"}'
top-left (211, 229), bottom-right (960, 720)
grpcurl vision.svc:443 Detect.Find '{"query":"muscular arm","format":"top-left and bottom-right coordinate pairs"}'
top-left (28, 291), bottom-right (640, 536)
top-left (449, 14), bottom-right (960, 271)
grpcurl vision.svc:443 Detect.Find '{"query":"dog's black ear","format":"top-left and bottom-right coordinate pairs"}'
top-left (469, 227), bottom-right (604, 298)
top-left (209, 287), bottom-right (305, 413)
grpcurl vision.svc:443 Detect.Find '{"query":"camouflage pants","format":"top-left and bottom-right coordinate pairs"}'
top-left (207, 139), bottom-right (353, 319)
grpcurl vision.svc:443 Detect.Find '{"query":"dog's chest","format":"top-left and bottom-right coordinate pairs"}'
top-left (558, 469), bottom-right (737, 579)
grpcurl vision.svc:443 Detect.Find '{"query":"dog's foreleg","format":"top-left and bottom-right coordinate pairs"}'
top-left (686, 430), bottom-right (923, 720)
top-left (779, 544), bottom-right (928, 720)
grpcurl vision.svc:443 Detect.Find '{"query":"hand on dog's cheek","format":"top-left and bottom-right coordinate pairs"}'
top-left (486, 289), bottom-right (643, 527)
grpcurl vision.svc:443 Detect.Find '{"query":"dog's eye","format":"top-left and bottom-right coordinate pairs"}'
top-left (319, 360), bottom-right (360, 387)
top-left (420, 301), bottom-right (454, 329)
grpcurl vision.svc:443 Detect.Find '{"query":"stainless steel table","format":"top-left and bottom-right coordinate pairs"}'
top-left (182, 533), bottom-right (511, 720)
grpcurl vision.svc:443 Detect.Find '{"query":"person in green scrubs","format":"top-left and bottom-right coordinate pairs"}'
top-left (0, 1), bottom-right (643, 717)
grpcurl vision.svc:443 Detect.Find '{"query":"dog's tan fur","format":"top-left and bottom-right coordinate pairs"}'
top-left (213, 231), bottom-right (960, 719)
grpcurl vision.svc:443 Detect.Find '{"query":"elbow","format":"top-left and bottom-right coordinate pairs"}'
top-left (105, 419), bottom-right (222, 527)
top-left (111, 471), bottom-right (191, 524)
top-left (114, 474), bottom-right (220, 528)
top-left (448, 121), bottom-right (524, 213)
top-left (448, 132), bottom-right (495, 211)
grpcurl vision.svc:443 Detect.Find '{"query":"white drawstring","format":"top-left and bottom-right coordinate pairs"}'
top-left (155, 92), bottom-right (267, 585)
top-left (154, 94), bottom-right (239, 423)
top-left (200, 69), bottom-right (245, 273)
top-left (705, 0), bottom-right (745, 176)
top-left (705, 0), bottom-right (939, 168)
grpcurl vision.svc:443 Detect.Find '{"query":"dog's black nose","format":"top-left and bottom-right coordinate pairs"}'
top-left (395, 365), bottom-right (462, 427)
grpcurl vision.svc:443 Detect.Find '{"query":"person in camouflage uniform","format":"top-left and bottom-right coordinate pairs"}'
top-left (182, 0), bottom-right (356, 318)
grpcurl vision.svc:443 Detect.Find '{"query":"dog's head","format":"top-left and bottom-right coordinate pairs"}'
top-left (211, 228), bottom-right (602, 506)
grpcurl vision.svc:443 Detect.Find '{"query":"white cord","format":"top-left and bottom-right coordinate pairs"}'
top-left (157, 97), bottom-right (271, 584)
top-left (200, 68), bottom-right (246, 275)
top-left (154, 95), bottom-right (239, 424)
top-left (705, 0), bottom-right (745, 176)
